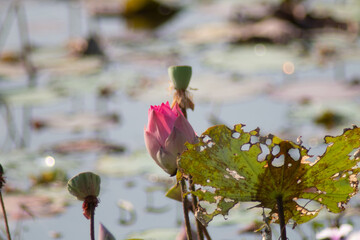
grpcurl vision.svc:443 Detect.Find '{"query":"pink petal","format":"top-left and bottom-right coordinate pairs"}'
top-left (164, 126), bottom-right (188, 156)
top-left (173, 114), bottom-right (197, 144)
top-left (172, 103), bottom-right (184, 117)
top-left (144, 128), bottom-right (161, 162)
top-left (147, 109), bottom-right (173, 146)
top-left (156, 147), bottom-right (178, 176)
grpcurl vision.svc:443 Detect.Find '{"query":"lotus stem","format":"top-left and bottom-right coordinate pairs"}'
top-left (0, 166), bottom-right (11, 240)
top-left (180, 178), bottom-right (192, 240)
top-left (90, 207), bottom-right (95, 240)
top-left (276, 195), bottom-right (287, 240)
top-left (189, 177), bottom-right (204, 240)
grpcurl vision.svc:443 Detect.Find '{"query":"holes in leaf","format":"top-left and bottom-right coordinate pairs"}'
top-left (199, 201), bottom-right (217, 214)
top-left (224, 198), bottom-right (235, 203)
top-left (297, 179), bottom-right (302, 184)
top-left (203, 135), bottom-right (212, 142)
top-left (202, 186), bottom-right (217, 194)
top-left (250, 135), bottom-right (259, 144)
top-left (288, 148), bottom-right (300, 161)
top-left (226, 168), bottom-right (245, 180)
top-left (258, 144), bottom-right (269, 162)
top-left (331, 172), bottom-right (340, 180)
top-left (349, 148), bottom-right (360, 160)
top-left (294, 198), bottom-right (321, 212)
top-left (199, 146), bottom-right (206, 152)
top-left (265, 138), bottom-right (272, 145)
top-left (288, 163), bottom-right (292, 167)
top-left (232, 132), bottom-right (240, 139)
top-left (272, 145), bottom-right (280, 156)
top-left (272, 155), bottom-right (284, 167)
top-left (241, 144), bottom-right (250, 151)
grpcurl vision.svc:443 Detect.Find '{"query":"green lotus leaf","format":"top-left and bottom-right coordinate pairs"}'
top-left (178, 124), bottom-right (360, 226)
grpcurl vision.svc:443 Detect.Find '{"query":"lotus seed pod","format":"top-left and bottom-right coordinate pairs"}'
top-left (168, 65), bottom-right (192, 91)
top-left (67, 172), bottom-right (101, 201)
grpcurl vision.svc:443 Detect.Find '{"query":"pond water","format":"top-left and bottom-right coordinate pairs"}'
top-left (1, 0), bottom-right (360, 239)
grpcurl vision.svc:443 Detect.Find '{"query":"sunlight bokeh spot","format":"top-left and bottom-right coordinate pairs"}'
top-left (283, 61), bottom-right (295, 75)
top-left (45, 156), bottom-right (55, 167)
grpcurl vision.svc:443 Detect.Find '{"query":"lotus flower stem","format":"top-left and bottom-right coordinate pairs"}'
top-left (180, 178), bottom-right (193, 240)
top-left (90, 207), bottom-right (95, 240)
top-left (175, 81), bottom-right (210, 240)
top-left (190, 177), bottom-right (204, 240)
top-left (0, 165), bottom-right (11, 240)
top-left (0, 193), bottom-right (11, 240)
top-left (276, 196), bottom-right (287, 240)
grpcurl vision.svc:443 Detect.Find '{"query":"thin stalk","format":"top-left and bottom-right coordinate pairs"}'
top-left (203, 226), bottom-right (212, 240)
top-left (90, 206), bottom-right (95, 240)
top-left (180, 178), bottom-right (192, 240)
top-left (189, 177), bottom-right (204, 240)
top-left (0, 192), bottom-right (11, 240)
top-left (0, 1), bottom-right (16, 52)
top-left (276, 196), bottom-right (287, 240)
top-left (14, 0), bottom-right (36, 86)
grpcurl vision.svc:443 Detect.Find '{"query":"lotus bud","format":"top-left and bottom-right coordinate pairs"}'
top-left (144, 102), bottom-right (197, 176)
top-left (168, 65), bottom-right (192, 91)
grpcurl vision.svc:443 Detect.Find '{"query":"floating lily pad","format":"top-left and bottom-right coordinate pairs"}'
top-left (270, 80), bottom-right (360, 103)
top-left (31, 47), bottom-right (103, 76)
top-left (126, 228), bottom-right (179, 240)
top-left (203, 45), bottom-right (309, 74)
top-left (0, 151), bottom-right (78, 191)
top-left (180, 18), bottom-right (300, 45)
top-left (96, 151), bottom-right (167, 177)
top-left (31, 112), bottom-right (119, 131)
top-left (310, 1), bottom-right (360, 22)
top-left (48, 68), bottom-right (140, 97)
top-left (131, 74), bottom-right (271, 103)
top-left (0, 87), bottom-right (62, 107)
top-left (50, 139), bottom-right (125, 154)
top-left (2, 194), bottom-right (66, 220)
top-left (0, 62), bottom-right (27, 79)
top-left (289, 101), bottom-right (360, 130)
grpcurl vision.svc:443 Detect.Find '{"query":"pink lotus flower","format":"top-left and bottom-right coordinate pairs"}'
top-left (144, 102), bottom-right (197, 176)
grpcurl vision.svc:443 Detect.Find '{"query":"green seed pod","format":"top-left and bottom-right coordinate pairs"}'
top-left (67, 172), bottom-right (101, 201)
top-left (168, 65), bottom-right (192, 91)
